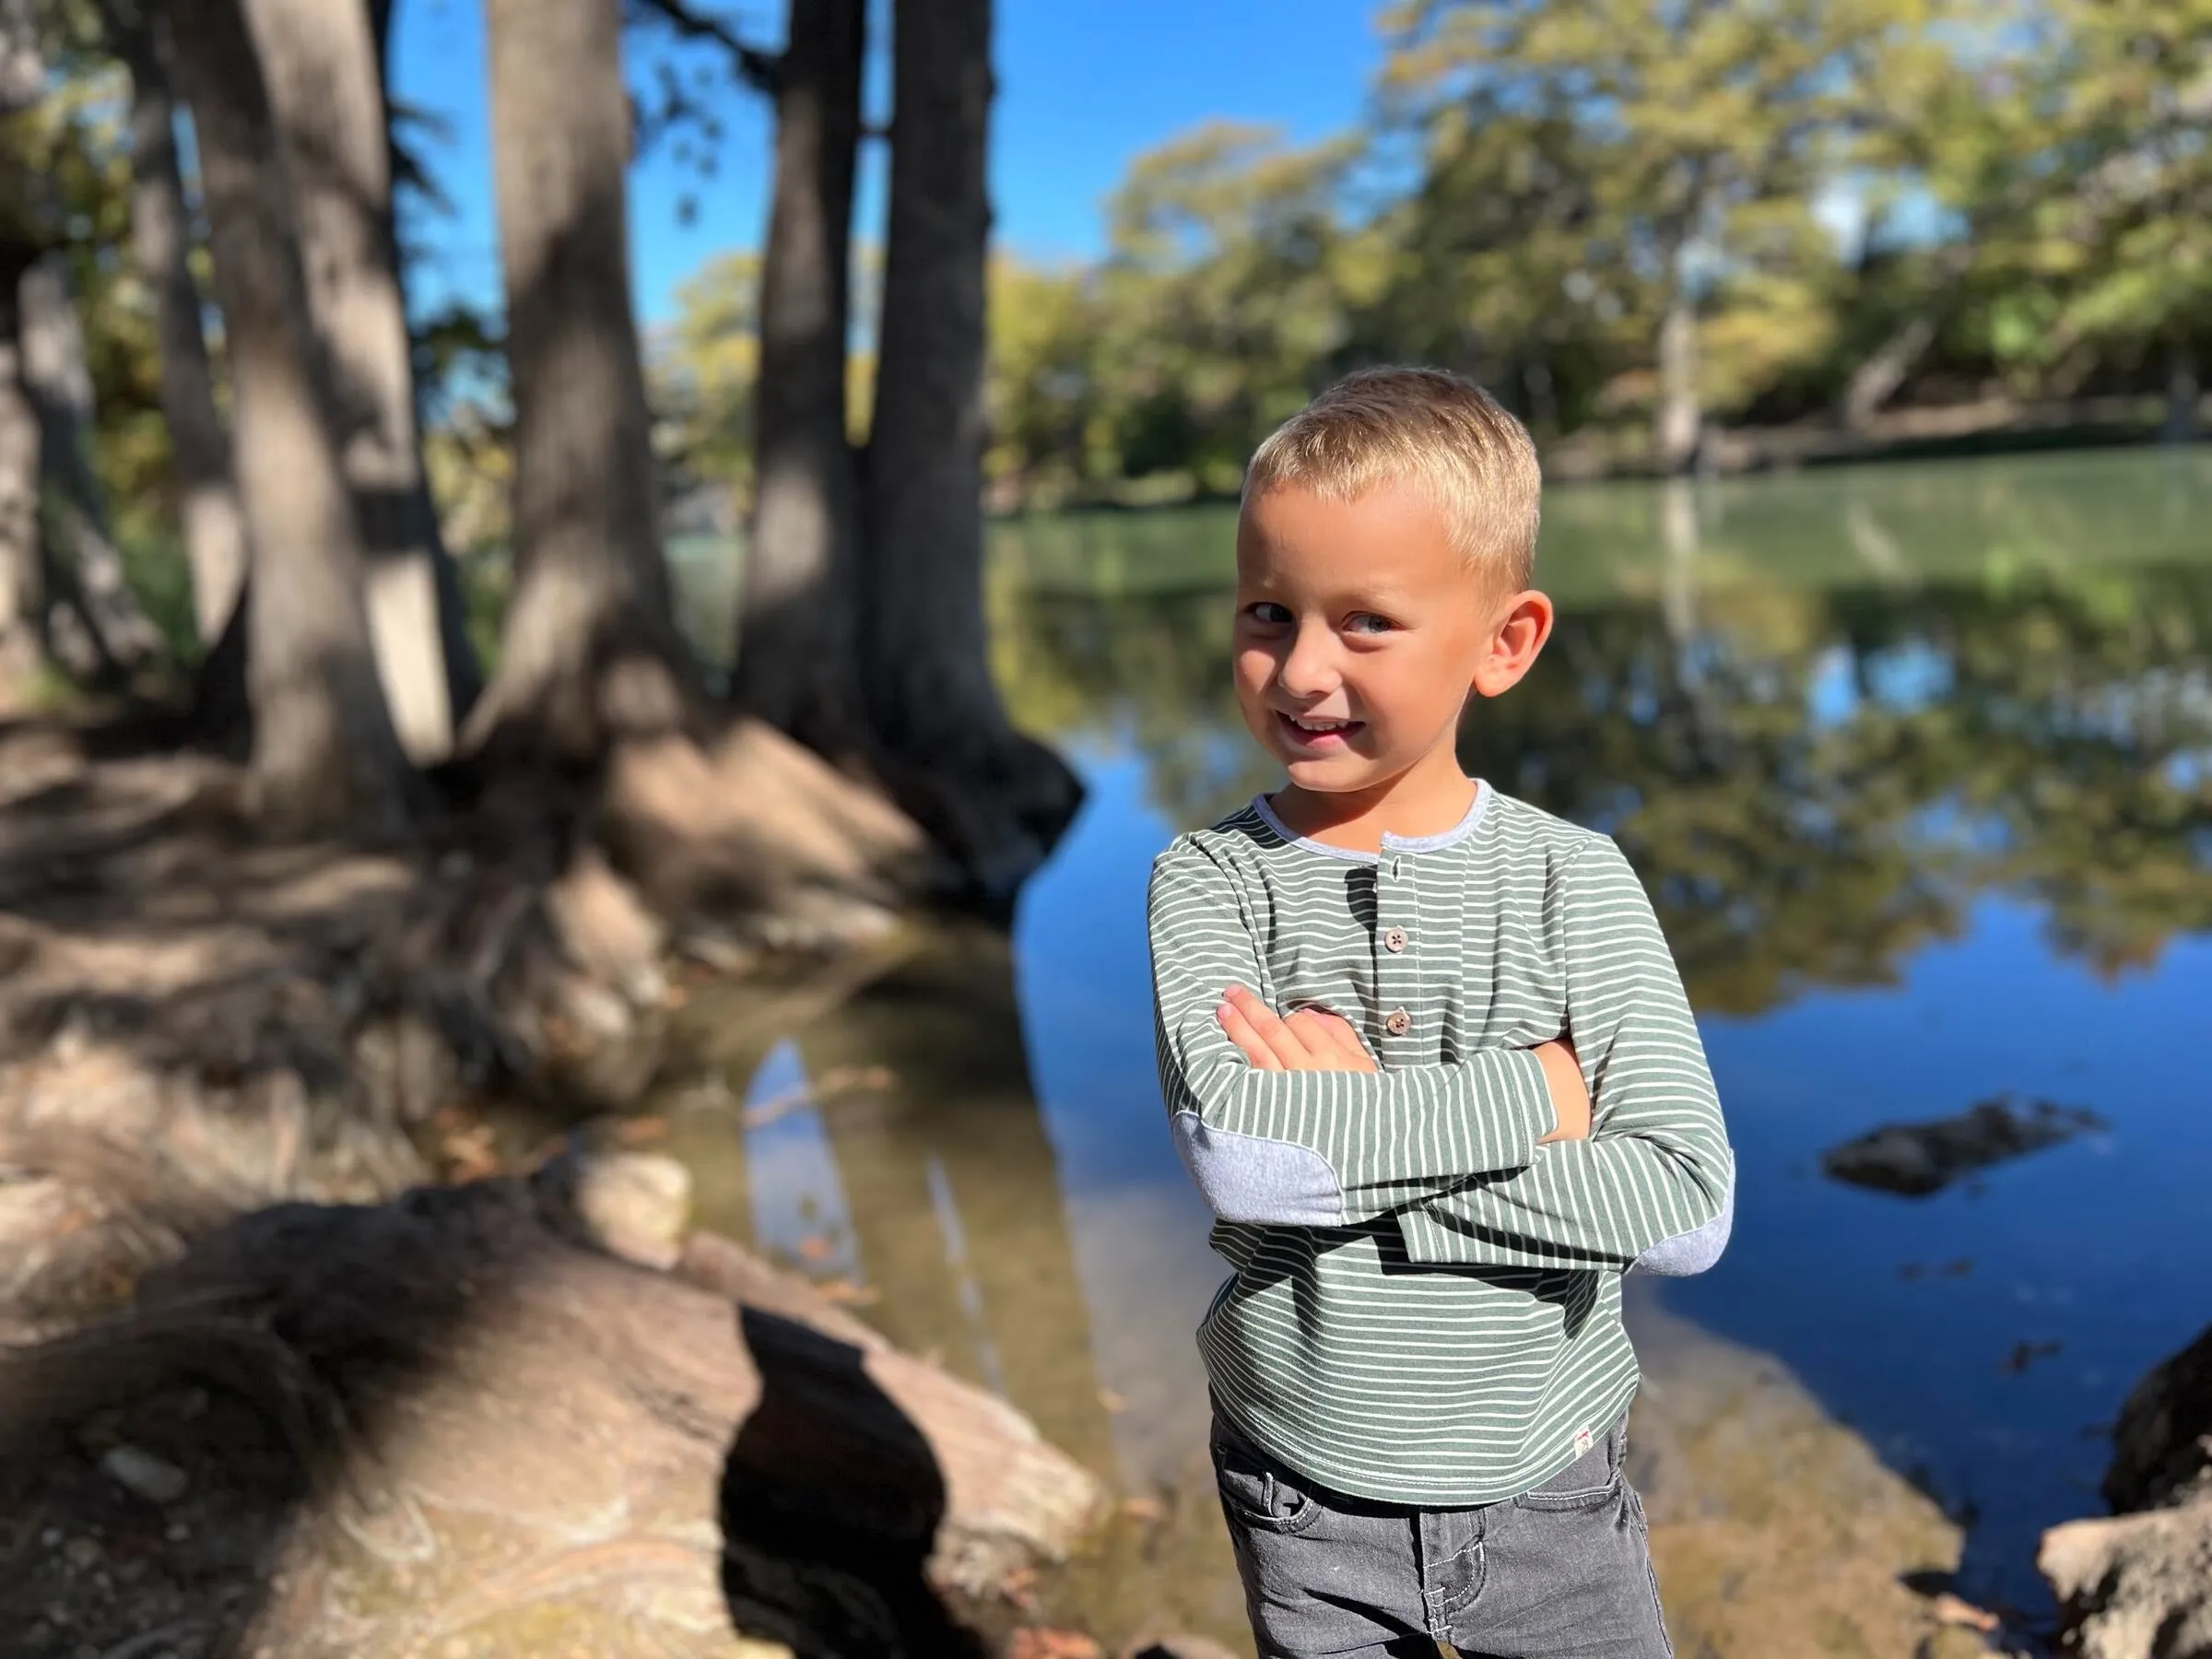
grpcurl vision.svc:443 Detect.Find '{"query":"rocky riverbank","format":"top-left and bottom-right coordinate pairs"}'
top-left (0, 712), bottom-right (1115, 1654)
top-left (2041, 1322), bottom-right (2212, 1658)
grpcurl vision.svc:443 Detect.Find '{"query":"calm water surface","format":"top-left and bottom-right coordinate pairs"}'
top-left (662, 449), bottom-right (2212, 1633)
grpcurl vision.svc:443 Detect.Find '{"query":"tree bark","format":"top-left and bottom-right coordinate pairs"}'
top-left (471, 0), bottom-right (700, 765)
top-left (245, 0), bottom-right (478, 762)
top-left (728, 0), bottom-right (867, 758)
top-left (18, 255), bottom-right (165, 672)
top-left (1654, 287), bottom-right (1702, 475)
top-left (862, 0), bottom-right (1078, 897)
top-left (0, 241), bottom-right (41, 693)
top-left (103, 6), bottom-right (251, 647)
top-left (0, 4), bottom-right (44, 692)
top-left (167, 0), bottom-right (419, 838)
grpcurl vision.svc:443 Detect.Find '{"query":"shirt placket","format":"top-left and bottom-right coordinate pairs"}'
top-left (1372, 847), bottom-right (1420, 1057)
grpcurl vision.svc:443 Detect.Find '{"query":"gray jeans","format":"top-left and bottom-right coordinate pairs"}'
top-left (1209, 1414), bottom-right (1671, 1659)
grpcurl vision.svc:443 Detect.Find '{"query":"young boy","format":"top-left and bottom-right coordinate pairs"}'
top-left (1147, 368), bottom-right (1733, 1659)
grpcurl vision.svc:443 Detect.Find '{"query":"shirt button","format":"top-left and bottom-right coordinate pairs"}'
top-left (1382, 927), bottom-right (1408, 953)
top-left (1384, 1008), bottom-right (1412, 1037)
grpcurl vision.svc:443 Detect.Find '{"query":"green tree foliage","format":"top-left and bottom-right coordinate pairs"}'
top-left (2007, 0), bottom-right (2212, 405)
top-left (28, 0), bottom-right (2212, 560)
top-left (10, 21), bottom-right (176, 594)
top-left (951, 0), bottom-right (2212, 506)
top-left (652, 248), bottom-right (760, 500)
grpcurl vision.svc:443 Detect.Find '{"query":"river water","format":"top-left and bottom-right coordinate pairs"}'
top-left (660, 448), bottom-right (2212, 1647)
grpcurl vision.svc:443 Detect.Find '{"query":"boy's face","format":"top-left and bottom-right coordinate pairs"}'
top-left (1232, 483), bottom-right (1547, 798)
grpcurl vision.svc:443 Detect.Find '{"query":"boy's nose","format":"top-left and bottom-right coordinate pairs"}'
top-left (1277, 624), bottom-right (1342, 698)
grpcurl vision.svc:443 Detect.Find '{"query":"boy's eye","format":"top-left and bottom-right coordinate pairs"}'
top-left (1345, 612), bottom-right (1395, 635)
top-left (1242, 601), bottom-right (1293, 626)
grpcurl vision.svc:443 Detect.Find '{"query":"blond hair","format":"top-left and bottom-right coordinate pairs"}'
top-left (1243, 367), bottom-right (1542, 589)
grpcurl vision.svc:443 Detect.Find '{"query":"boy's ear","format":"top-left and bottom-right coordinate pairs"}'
top-left (1471, 590), bottom-right (1555, 700)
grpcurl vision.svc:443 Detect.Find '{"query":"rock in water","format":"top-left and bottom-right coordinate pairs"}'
top-left (2041, 1322), bottom-right (2212, 1659)
top-left (2104, 1323), bottom-right (2212, 1514)
top-left (538, 1139), bottom-right (693, 1270)
top-left (99, 1443), bottom-right (190, 1505)
top-left (1818, 1095), bottom-right (2105, 1196)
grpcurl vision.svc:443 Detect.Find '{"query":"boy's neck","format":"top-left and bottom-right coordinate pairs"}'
top-left (1268, 754), bottom-right (1478, 854)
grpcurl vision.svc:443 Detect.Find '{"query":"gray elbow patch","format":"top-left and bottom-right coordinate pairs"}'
top-left (1631, 1169), bottom-right (1735, 1277)
top-left (1171, 1111), bottom-right (1347, 1227)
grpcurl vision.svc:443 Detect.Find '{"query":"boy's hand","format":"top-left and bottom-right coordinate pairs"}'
top-left (1535, 1037), bottom-right (1591, 1143)
top-left (1216, 985), bottom-right (1378, 1072)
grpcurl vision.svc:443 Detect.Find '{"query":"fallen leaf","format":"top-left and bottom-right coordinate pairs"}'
top-left (1097, 1387), bottom-right (1128, 1414)
top-left (997, 1564), bottom-right (1040, 1613)
top-left (1004, 1630), bottom-right (1100, 1659)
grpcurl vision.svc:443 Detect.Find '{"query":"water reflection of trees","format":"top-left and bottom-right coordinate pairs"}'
top-left (998, 556), bottom-right (2212, 1014)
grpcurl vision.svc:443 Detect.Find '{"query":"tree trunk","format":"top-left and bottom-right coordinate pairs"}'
top-left (104, 6), bottom-right (251, 647)
top-left (1654, 288), bottom-right (1701, 476)
top-left (728, 0), bottom-right (867, 759)
top-left (862, 0), bottom-right (1078, 897)
top-left (0, 242), bottom-right (41, 695)
top-left (1841, 313), bottom-right (1936, 434)
top-left (2163, 341), bottom-right (2198, 446)
top-left (18, 255), bottom-right (166, 672)
top-left (471, 0), bottom-right (700, 765)
top-left (245, 0), bottom-right (478, 763)
top-left (371, 0), bottom-right (484, 735)
top-left (167, 0), bottom-right (419, 838)
top-left (6, 20), bottom-right (161, 685)
top-left (0, 5), bottom-right (42, 694)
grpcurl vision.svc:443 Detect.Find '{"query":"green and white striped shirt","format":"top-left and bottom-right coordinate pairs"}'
top-left (1147, 782), bottom-right (1734, 1505)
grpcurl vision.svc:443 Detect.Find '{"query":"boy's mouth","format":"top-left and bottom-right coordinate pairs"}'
top-left (1274, 710), bottom-right (1364, 752)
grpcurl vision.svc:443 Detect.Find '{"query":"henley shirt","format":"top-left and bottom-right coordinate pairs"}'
top-left (1147, 781), bottom-right (1735, 1506)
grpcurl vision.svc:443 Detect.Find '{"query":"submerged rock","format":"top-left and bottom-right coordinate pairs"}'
top-left (1819, 1095), bottom-right (2106, 1196)
top-left (99, 1442), bottom-right (189, 1505)
top-left (2041, 1322), bottom-right (2212, 1659)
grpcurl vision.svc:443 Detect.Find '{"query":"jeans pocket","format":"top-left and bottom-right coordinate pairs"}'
top-left (1511, 1432), bottom-right (1623, 1512)
top-left (1209, 1429), bottom-right (1324, 1535)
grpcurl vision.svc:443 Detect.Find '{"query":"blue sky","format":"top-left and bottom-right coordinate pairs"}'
top-left (390, 0), bottom-right (1381, 330)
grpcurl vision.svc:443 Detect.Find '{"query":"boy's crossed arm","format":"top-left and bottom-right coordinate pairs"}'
top-left (1397, 838), bottom-right (1732, 1276)
top-left (1150, 837), bottom-right (1733, 1276)
top-left (1150, 843), bottom-right (1568, 1228)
